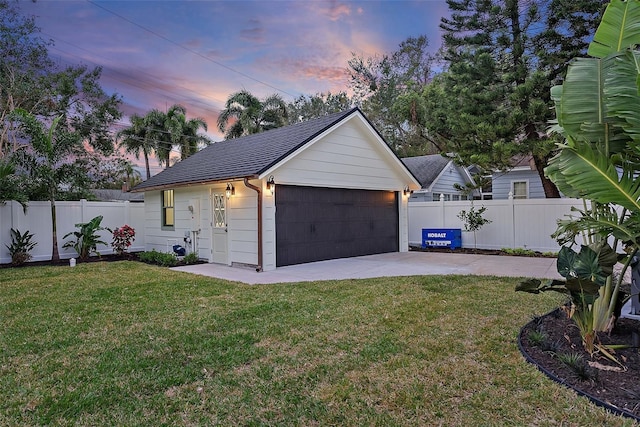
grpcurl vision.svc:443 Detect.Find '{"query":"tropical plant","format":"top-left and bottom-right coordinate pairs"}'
top-left (12, 109), bottom-right (84, 262)
top-left (62, 215), bottom-right (108, 260)
top-left (0, 159), bottom-right (28, 209)
top-left (111, 224), bottom-right (135, 256)
top-left (5, 228), bottom-right (37, 265)
top-left (543, 0), bottom-right (640, 331)
top-left (457, 204), bottom-right (492, 249)
top-left (516, 243), bottom-right (618, 351)
top-left (118, 113), bottom-right (155, 179)
top-left (217, 90), bottom-right (288, 139)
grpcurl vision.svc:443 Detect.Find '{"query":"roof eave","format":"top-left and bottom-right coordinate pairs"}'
top-left (130, 175), bottom-right (259, 193)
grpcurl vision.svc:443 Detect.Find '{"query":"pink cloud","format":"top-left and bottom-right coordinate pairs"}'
top-left (325, 1), bottom-right (352, 21)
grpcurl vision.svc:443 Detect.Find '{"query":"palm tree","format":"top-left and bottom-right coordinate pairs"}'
top-left (217, 90), bottom-right (288, 139)
top-left (146, 108), bottom-right (173, 169)
top-left (176, 116), bottom-right (209, 160)
top-left (117, 113), bottom-right (155, 179)
top-left (13, 109), bottom-right (82, 262)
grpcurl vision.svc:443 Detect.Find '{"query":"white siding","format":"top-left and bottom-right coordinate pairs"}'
top-left (144, 188), bottom-right (211, 257)
top-left (270, 118), bottom-right (411, 191)
top-left (144, 183), bottom-right (261, 267)
top-left (227, 182), bottom-right (259, 267)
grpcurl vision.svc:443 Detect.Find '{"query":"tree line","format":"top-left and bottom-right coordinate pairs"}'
top-left (1, 0), bottom-right (609, 211)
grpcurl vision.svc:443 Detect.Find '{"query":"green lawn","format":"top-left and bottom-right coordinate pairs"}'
top-left (0, 261), bottom-right (635, 426)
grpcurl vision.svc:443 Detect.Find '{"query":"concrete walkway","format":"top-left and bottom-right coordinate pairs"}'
top-left (171, 251), bottom-right (561, 284)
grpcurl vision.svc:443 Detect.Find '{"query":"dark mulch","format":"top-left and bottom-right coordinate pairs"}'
top-left (1, 252), bottom-right (206, 269)
top-left (520, 308), bottom-right (640, 420)
top-left (0, 252), bottom-right (141, 268)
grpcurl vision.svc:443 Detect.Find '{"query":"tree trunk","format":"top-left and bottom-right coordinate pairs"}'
top-left (144, 151), bottom-right (151, 179)
top-left (533, 155), bottom-right (561, 198)
top-left (50, 197), bottom-right (60, 262)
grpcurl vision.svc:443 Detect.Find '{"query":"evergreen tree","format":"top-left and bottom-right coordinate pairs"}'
top-left (428, 0), bottom-right (605, 198)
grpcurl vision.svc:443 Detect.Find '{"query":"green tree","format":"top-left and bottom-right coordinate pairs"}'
top-left (12, 110), bottom-right (86, 262)
top-left (133, 105), bottom-right (209, 170)
top-left (0, 159), bottom-right (28, 208)
top-left (0, 0), bottom-right (54, 156)
top-left (427, 0), bottom-right (605, 198)
top-left (118, 113), bottom-right (155, 179)
top-left (165, 106), bottom-right (209, 161)
top-left (348, 35), bottom-right (437, 156)
top-left (287, 92), bottom-right (353, 124)
top-left (217, 90), bottom-right (288, 139)
top-left (0, 1), bottom-right (121, 158)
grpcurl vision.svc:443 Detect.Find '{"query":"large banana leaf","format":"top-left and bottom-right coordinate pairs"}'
top-left (552, 56), bottom-right (630, 149)
top-left (545, 139), bottom-right (640, 212)
top-left (588, 0), bottom-right (640, 58)
top-left (605, 50), bottom-right (640, 143)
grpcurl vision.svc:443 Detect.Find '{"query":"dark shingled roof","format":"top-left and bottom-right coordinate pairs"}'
top-left (401, 154), bottom-right (451, 188)
top-left (132, 108), bottom-right (360, 192)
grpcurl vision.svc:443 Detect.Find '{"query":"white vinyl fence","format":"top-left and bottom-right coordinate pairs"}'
top-left (1, 200), bottom-right (145, 264)
top-left (409, 198), bottom-right (588, 253)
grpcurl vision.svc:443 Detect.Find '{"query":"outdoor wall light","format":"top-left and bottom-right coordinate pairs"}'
top-left (266, 176), bottom-right (275, 195)
top-left (226, 183), bottom-right (235, 199)
top-left (403, 186), bottom-right (411, 197)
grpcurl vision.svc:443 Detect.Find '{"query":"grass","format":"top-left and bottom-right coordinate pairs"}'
top-left (0, 261), bottom-right (636, 426)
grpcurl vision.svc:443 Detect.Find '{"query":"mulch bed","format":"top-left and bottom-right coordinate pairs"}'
top-left (519, 308), bottom-right (640, 420)
top-left (410, 246), bottom-right (555, 257)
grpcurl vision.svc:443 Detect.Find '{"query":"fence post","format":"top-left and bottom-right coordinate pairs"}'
top-left (508, 192), bottom-right (516, 248)
top-left (80, 199), bottom-right (87, 223)
top-left (439, 193), bottom-right (445, 227)
top-left (124, 201), bottom-right (130, 225)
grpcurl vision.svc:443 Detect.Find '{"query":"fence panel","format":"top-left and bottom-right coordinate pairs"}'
top-left (1, 200), bottom-right (146, 264)
top-left (408, 198), bottom-right (585, 253)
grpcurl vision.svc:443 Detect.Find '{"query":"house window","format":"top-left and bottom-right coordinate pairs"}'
top-left (162, 189), bottom-right (175, 228)
top-left (512, 181), bottom-right (528, 199)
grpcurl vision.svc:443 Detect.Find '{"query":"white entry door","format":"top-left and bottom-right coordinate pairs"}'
top-left (211, 192), bottom-right (228, 264)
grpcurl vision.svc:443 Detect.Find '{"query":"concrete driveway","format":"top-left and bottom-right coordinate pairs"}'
top-left (171, 251), bottom-right (561, 284)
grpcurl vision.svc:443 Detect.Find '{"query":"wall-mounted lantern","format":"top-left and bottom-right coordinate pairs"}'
top-left (226, 183), bottom-right (235, 199)
top-left (266, 176), bottom-right (275, 196)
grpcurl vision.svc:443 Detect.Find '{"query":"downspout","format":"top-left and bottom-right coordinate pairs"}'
top-left (243, 178), bottom-right (263, 272)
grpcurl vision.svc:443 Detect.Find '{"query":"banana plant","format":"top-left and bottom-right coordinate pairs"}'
top-left (541, 0), bottom-right (640, 339)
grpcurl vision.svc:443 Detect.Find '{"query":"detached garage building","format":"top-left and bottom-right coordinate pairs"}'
top-left (131, 108), bottom-right (420, 271)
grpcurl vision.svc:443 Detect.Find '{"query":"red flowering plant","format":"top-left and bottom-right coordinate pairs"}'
top-left (111, 225), bottom-right (136, 256)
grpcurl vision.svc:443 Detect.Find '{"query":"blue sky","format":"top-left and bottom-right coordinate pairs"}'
top-left (18, 0), bottom-right (448, 172)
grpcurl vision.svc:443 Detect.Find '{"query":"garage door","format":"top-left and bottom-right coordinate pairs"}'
top-left (275, 185), bottom-right (399, 267)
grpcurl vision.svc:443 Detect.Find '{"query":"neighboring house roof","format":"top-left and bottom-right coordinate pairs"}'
top-left (401, 154), bottom-right (451, 189)
top-left (508, 154), bottom-right (536, 170)
top-left (132, 108), bottom-right (402, 192)
top-left (91, 189), bottom-right (144, 202)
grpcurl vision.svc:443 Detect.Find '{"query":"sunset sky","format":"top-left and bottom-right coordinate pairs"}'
top-left (18, 0), bottom-right (449, 173)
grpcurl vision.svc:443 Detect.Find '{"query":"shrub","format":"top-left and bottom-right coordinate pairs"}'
top-left (139, 249), bottom-right (178, 267)
top-left (183, 252), bottom-right (199, 265)
top-left (111, 225), bottom-right (135, 256)
top-left (5, 228), bottom-right (37, 266)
